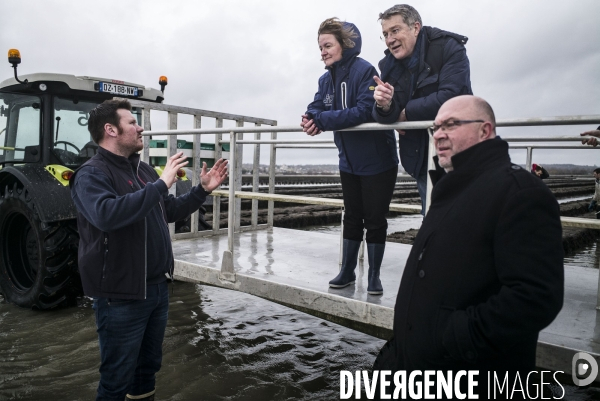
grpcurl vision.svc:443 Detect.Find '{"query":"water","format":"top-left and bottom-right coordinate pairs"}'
top-left (0, 284), bottom-right (382, 400)
top-left (2, 214), bottom-right (600, 400)
top-left (564, 242), bottom-right (600, 268)
top-left (558, 195), bottom-right (591, 204)
top-left (300, 214), bottom-right (423, 236)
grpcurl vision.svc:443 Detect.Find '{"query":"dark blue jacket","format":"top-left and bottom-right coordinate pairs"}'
top-left (373, 26), bottom-right (472, 178)
top-left (70, 147), bottom-right (208, 299)
top-left (305, 22), bottom-right (398, 176)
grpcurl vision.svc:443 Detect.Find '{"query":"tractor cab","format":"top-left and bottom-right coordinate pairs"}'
top-left (0, 49), bottom-right (165, 172)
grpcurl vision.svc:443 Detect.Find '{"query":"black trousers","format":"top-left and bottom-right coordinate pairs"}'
top-left (340, 166), bottom-right (398, 244)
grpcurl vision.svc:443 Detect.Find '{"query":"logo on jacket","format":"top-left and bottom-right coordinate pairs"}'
top-left (323, 94), bottom-right (333, 107)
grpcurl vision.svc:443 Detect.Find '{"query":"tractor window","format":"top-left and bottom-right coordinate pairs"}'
top-left (52, 97), bottom-right (99, 166)
top-left (53, 98), bottom-right (143, 166)
top-left (0, 93), bottom-right (41, 164)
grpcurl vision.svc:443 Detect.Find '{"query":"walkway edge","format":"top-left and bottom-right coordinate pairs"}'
top-left (174, 259), bottom-right (394, 330)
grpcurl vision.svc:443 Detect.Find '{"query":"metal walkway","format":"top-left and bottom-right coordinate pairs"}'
top-left (172, 226), bottom-right (600, 381)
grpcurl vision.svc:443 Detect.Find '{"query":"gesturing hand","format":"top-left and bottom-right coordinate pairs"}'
top-left (373, 76), bottom-right (394, 110)
top-left (160, 151), bottom-right (189, 189)
top-left (201, 158), bottom-right (229, 192)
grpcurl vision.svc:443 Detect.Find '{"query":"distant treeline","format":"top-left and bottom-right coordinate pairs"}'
top-left (530, 164), bottom-right (598, 176)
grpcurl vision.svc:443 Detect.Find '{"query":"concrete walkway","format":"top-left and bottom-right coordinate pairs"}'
top-left (172, 227), bottom-right (600, 380)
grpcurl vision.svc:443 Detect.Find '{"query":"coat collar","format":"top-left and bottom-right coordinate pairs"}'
top-left (97, 146), bottom-right (140, 171)
top-left (429, 137), bottom-right (511, 202)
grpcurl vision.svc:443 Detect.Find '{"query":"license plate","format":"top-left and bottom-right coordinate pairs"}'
top-left (97, 82), bottom-right (138, 96)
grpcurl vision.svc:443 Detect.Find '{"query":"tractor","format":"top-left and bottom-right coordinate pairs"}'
top-left (0, 49), bottom-right (198, 309)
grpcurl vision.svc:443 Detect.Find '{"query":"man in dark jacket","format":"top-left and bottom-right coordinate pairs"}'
top-left (373, 96), bottom-right (564, 398)
top-left (70, 99), bottom-right (228, 401)
top-left (372, 4), bottom-right (473, 213)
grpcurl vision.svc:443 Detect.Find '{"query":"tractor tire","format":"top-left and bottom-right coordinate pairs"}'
top-left (0, 183), bottom-right (81, 309)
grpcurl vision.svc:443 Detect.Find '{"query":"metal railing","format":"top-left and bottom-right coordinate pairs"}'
top-left (129, 100), bottom-right (277, 237)
top-left (130, 101), bottom-right (600, 303)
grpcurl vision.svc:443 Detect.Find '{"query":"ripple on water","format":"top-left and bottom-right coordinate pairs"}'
top-left (0, 282), bottom-right (384, 400)
top-left (2, 280), bottom-right (600, 400)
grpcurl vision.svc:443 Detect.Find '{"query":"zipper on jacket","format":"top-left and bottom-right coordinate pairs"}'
top-left (144, 217), bottom-right (147, 300)
top-left (102, 234), bottom-right (108, 280)
top-left (334, 76), bottom-right (353, 173)
top-left (130, 162), bottom-right (148, 299)
top-left (341, 82), bottom-right (347, 110)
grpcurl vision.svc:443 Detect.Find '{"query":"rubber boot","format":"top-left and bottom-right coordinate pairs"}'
top-left (329, 239), bottom-right (361, 288)
top-left (126, 389), bottom-right (155, 400)
top-left (367, 243), bottom-right (385, 295)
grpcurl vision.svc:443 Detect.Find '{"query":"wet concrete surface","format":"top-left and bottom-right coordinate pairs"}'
top-left (171, 226), bottom-right (600, 380)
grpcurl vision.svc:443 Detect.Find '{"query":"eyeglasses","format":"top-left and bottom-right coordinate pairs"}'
top-left (430, 119), bottom-right (485, 133)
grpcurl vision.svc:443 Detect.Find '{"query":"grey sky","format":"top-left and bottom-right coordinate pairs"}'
top-left (2, 0), bottom-right (599, 167)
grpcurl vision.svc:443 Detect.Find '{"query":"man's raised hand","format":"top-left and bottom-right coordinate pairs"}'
top-left (201, 158), bottom-right (229, 192)
top-left (373, 76), bottom-right (394, 109)
top-left (160, 151), bottom-right (189, 189)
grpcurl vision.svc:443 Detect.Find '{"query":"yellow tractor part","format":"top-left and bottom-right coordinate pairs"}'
top-left (45, 165), bottom-right (74, 186)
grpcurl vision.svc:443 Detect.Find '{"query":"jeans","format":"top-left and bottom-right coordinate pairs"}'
top-left (93, 281), bottom-right (169, 401)
top-left (340, 166), bottom-right (398, 244)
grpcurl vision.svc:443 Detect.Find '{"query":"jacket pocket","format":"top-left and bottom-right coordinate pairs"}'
top-left (433, 305), bottom-right (456, 360)
top-left (416, 73), bottom-right (439, 98)
top-left (417, 73), bottom-right (439, 89)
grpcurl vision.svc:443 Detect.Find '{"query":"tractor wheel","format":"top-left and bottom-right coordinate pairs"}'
top-left (0, 183), bottom-right (81, 309)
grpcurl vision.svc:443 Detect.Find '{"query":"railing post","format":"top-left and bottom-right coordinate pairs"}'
top-left (141, 108), bottom-right (151, 163)
top-left (252, 124), bottom-right (261, 228)
top-left (191, 114), bottom-right (202, 234)
top-left (234, 121), bottom-right (244, 231)
top-left (212, 118), bottom-right (223, 234)
top-left (220, 130), bottom-right (237, 281)
top-left (167, 111), bottom-right (178, 237)
top-left (268, 125), bottom-right (277, 227)
top-left (526, 146), bottom-right (533, 171)
top-left (426, 127), bottom-right (435, 214)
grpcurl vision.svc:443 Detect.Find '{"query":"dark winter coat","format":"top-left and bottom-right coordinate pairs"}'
top-left (70, 147), bottom-right (208, 299)
top-left (374, 137), bottom-right (564, 391)
top-left (373, 26), bottom-right (472, 178)
top-left (305, 22), bottom-right (398, 176)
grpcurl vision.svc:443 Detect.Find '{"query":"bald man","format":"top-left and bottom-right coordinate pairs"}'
top-left (373, 96), bottom-right (564, 398)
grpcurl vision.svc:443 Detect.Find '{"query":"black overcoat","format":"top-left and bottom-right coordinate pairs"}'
top-left (375, 137), bottom-right (564, 392)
